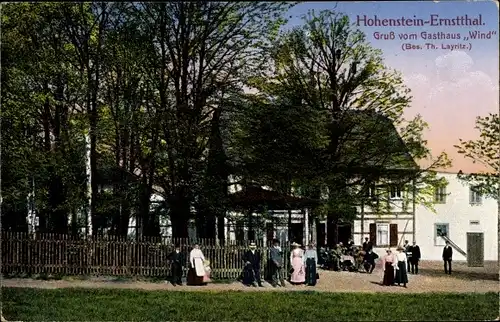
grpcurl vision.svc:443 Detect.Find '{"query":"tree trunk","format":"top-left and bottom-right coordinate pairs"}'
top-left (47, 172), bottom-right (68, 234)
top-left (89, 122), bottom-right (99, 235)
top-left (327, 214), bottom-right (339, 247)
top-left (169, 190), bottom-right (191, 239)
top-left (217, 214), bottom-right (225, 243)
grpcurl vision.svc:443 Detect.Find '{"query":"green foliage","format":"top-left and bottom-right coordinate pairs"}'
top-left (1, 3), bottom-right (451, 236)
top-left (234, 10), bottom-right (451, 219)
top-left (455, 113), bottom-right (499, 199)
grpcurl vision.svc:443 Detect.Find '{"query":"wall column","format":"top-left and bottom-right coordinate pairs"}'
top-left (304, 208), bottom-right (309, 245)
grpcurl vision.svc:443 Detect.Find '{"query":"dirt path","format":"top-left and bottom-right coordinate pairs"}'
top-left (3, 261), bottom-right (498, 294)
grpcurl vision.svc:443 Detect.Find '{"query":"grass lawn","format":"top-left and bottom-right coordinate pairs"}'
top-left (2, 287), bottom-right (498, 321)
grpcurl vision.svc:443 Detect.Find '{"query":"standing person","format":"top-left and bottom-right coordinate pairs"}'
top-left (187, 243), bottom-right (206, 286)
top-left (304, 243), bottom-right (318, 286)
top-left (362, 237), bottom-right (372, 252)
top-left (168, 244), bottom-right (185, 286)
top-left (410, 241), bottom-right (421, 274)
top-left (290, 242), bottom-right (306, 284)
top-left (354, 246), bottom-right (364, 271)
top-left (394, 246), bottom-right (408, 287)
top-left (242, 242), bottom-right (263, 287)
top-left (403, 240), bottom-right (412, 273)
top-left (381, 249), bottom-right (395, 286)
top-left (332, 244), bottom-right (342, 271)
top-left (442, 241), bottom-right (453, 275)
top-left (270, 239), bottom-right (285, 287)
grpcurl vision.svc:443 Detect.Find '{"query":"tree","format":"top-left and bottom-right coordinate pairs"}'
top-left (455, 113), bottom-right (499, 199)
top-left (1, 3), bottom-right (90, 234)
top-left (128, 2), bottom-right (294, 238)
top-left (235, 10), bottom-right (451, 243)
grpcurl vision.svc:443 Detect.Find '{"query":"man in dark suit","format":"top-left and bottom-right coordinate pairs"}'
top-left (242, 242), bottom-right (263, 287)
top-left (362, 237), bottom-right (372, 252)
top-left (269, 239), bottom-right (285, 287)
top-left (442, 241), bottom-right (453, 275)
top-left (168, 244), bottom-right (185, 285)
top-left (409, 241), bottom-right (421, 274)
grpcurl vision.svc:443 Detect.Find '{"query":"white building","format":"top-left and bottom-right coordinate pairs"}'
top-left (353, 181), bottom-right (416, 254)
top-left (354, 171), bottom-right (498, 262)
top-left (414, 172), bottom-right (498, 262)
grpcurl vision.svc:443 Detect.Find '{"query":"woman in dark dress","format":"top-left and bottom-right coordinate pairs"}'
top-left (394, 246), bottom-right (409, 287)
top-left (304, 243), bottom-right (318, 286)
top-left (382, 249), bottom-right (395, 286)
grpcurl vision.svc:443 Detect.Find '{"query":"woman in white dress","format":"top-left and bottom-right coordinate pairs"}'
top-left (289, 242), bottom-right (306, 284)
top-left (188, 244), bottom-right (207, 285)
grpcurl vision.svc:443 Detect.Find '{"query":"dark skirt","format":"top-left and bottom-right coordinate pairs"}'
top-left (242, 264), bottom-right (258, 285)
top-left (305, 258), bottom-right (317, 286)
top-left (394, 261), bottom-right (408, 284)
top-left (187, 267), bottom-right (205, 285)
top-left (382, 262), bottom-right (395, 286)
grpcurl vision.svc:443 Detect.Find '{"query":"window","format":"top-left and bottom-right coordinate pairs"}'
top-left (365, 184), bottom-right (377, 199)
top-left (434, 223), bottom-right (449, 246)
top-left (469, 187), bottom-right (482, 205)
top-left (434, 186), bottom-right (447, 204)
top-left (376, 223), bottom-right (389, 246)
top-left (390, 185), bottom-right (402, 199)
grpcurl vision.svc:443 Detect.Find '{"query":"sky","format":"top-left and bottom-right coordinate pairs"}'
top-left (285, 1), bottom-right (499, 173)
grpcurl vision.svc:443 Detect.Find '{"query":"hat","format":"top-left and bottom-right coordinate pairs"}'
top-left (291, 242), bottom-right (301, 247)
top-left (249, 242), bottom-right (257, 248)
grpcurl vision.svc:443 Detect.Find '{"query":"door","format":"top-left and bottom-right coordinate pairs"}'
top-left (317, 223), bottom-right (326, 247)
top-left (337, 224), bottom-right (352, 245)
top-left (266, 223), bottom-right (274, 246)
top-left (290, 223), bottom-right (304, 245)
top-left (467, 232), bottom-right (484, 267)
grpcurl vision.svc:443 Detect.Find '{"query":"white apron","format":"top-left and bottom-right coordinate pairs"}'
top-left (190, 249), bottom-right (206, 277)
top-left (193, 257), bottom-right (205, 277)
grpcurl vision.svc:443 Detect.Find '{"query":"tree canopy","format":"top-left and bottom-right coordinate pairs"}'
top-left (1, 3), bottom-right (451, 239)
top-left (455, 113), bottom-right (499, 199)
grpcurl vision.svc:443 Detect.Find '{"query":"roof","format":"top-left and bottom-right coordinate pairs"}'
top-left (334, 110), bottom-right (419, 175)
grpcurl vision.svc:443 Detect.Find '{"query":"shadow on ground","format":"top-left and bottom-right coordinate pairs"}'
top-left (418, 268), bottom-right (499, 281)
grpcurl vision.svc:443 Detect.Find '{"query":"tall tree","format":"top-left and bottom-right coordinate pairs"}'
top-left (131, 2), bottom-right (294, 238)
top-left (236, 10), bottom-right (451, 243)
top-left (1, 3), bottom-right (90, 234)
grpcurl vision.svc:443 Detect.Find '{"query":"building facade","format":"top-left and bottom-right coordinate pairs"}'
top-left (354, 171), bottom-right (498, 262)
top-left (414, 172), bottom-right (498, 262)
top-left (353, 182), bottom-right (416, 252)
top-left (117, 172), bottom-right (497, 263)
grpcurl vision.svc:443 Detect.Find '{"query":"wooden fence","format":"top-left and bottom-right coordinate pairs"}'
top-left (1, 232), bottom-right (290, 280)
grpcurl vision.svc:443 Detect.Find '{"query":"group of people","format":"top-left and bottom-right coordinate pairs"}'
top-left (168, 243), bottom-right (211, 286)
top-left (380, 240), bottom-right (422, 287)
top-left (242, 240), bottom-right (319, 288)
top-left (167, 237), bottom-right (453, 287)
top-left (403, 240), bottom-right (422, 274)
top-left (319, 238), bottom-right (378, 273)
